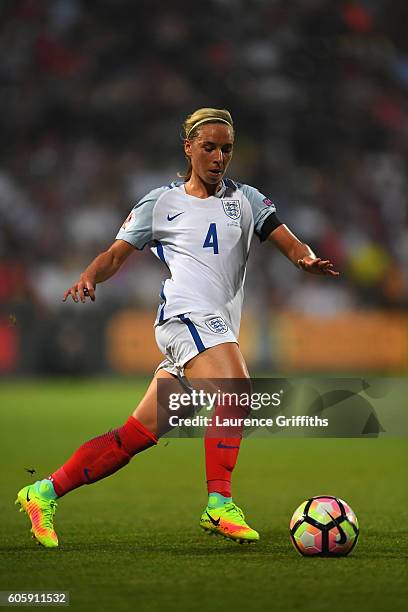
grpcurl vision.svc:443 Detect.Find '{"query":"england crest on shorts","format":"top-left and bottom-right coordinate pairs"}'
top-left (222, 199), bottom-right (241, 220)
top-left (205, 317), bottom-right (229, 334)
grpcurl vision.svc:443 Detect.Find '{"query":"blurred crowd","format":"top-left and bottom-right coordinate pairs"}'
top-left (1, 0), bottom-right (407, 319)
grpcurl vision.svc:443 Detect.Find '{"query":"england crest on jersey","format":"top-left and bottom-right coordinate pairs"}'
top-left (222, 199), bottom-right (241, 220)
top-left (205, 316), bottom-right (229, 334)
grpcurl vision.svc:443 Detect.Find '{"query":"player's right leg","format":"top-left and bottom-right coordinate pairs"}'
top-left (15, 369), bottom-right (175, 548)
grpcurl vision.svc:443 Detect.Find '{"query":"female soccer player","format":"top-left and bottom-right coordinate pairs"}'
top-left (16, 108), bottom-right (338, 547)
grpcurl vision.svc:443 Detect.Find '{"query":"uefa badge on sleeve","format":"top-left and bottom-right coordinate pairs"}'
top-left (205, 317), bottom-right (229, 334)
top-left (222, 199), bottom-right (241, 220)
top-left (121, 211), bottom-right (135, 231)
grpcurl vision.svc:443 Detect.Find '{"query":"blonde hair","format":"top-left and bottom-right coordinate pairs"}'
top-left (179, 107), bottom-right (234, 180)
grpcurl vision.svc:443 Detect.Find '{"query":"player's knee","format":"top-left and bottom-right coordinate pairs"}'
top-left (128, 415), bottom-right (159, 441)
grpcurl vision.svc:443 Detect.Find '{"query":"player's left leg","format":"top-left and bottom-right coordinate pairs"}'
top-left (15, 369), bottom-right (176, 547)
top-left (184, 342), bottom-right (259, 543)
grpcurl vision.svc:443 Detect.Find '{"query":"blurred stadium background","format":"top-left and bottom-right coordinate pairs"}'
top-left (2, 5), bottom-right (407, 611)
top-left (1, 0), bottom-right (408, 377)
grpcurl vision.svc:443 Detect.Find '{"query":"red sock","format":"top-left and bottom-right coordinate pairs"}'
top-left (205, 399), bottom-right (246, 498)
top-left (49, 417), bottom-right (157, 497)
top-left (205, 437), bottom-right (241, 497)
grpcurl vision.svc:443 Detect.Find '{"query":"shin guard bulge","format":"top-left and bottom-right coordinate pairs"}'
top-left (205, 398), bottom-right (248, 498)
top-left (49, 416), bottom-right (157, 497)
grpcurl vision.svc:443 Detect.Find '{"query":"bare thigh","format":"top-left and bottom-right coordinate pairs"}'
top-left (133, 343), bottom-right (249, 438)
top-left (184, 342), bottom-right (249, 379)
top-left (185, 343), bottom-right (251, 427)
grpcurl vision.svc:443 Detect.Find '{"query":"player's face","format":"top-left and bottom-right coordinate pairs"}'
top-left (185, 123), bottom-right (234, 186)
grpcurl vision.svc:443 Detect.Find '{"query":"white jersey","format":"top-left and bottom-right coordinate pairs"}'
top-left (115, 179), bottom-right (280, 337)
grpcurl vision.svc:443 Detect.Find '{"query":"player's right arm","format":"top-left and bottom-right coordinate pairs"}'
top-left (63, 239), bottom-right (135, 303)
top-left (64, 185), bottom-right (168, 304)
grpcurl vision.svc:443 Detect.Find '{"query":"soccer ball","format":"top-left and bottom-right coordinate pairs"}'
top-left (289, 496), bottom-right (359, 556)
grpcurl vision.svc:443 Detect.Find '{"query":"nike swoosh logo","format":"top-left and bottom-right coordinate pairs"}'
top-left (217, 441), bottom-right (240, 450)
top-left (167, 212), bottom-right (184, 221)
top-left (327, 511), bottom-right (347, 545)
top-left (206, 511), bottom-right (221, 526)
top-left (26, 489), bottom-right (31, 502)
top-left (84, 468), bottom-right (91, 482)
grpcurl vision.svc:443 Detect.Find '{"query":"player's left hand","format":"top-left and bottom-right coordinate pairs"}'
top-left (297, 256), bottom-right (339, 276)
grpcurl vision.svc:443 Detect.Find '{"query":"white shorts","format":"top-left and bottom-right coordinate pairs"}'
top-left (154, 312), bottom-right (238, 377)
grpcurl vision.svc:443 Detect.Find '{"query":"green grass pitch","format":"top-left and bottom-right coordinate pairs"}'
top-left (1, 379), bottom-right (407, 612)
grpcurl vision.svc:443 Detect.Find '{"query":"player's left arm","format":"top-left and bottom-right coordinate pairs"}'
top-left (267, 224), bottom-right (339, 276)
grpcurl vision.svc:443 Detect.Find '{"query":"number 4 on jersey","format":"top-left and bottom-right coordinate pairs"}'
top-left (203, 223), bottom-right (219, 254)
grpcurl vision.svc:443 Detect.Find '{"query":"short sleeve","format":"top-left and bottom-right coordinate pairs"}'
top-left (240, 183), bottom-right (282, 241)
top-left (115, 186), bottom-right (168, 249)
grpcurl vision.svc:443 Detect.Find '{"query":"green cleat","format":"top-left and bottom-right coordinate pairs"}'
top-left (200, 502), bottom-right (260, 543)
top-left (15, 483), bottom-right (59, 548)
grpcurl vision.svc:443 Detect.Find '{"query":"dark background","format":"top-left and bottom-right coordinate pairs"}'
top-left (1, 0), bottom-right (407, 375)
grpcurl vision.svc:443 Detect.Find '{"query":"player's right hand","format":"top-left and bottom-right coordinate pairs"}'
top-left (63, 277), bottom-right (96, 303)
